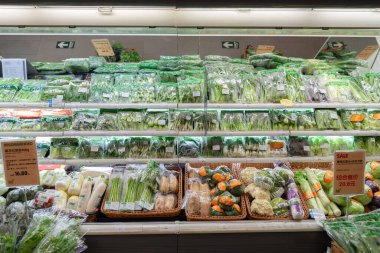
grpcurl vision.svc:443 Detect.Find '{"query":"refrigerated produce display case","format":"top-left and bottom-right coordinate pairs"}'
top-left (1, 4), bottom-right (380, 253)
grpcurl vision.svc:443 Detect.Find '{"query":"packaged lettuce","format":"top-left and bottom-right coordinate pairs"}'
top-left (40, 86), bottom-right (68, 101)
top-left (127, 84), bottom-right (156, 103)
top-left (89, 85), bottom-right (116, 103)
top-left (46, 75), bottom-right (75, 86)
top-left (159, 71), bottom-right (179, 83)
top-left (94, 62), bottom-right (138, 73)
top-left (50, 137), bottom-right (79, 159)
top-left (297, 110), bottom-right (317, 130)
top-left (308, 136), bottom-right (330, 156)
top-left (244, 136), bottom-right (268, 157)
top-left (35, 62), bottom-right (66, 75)
top-left (89, 56), bottom-right (107, 70)
top-left (240, 74), bottom-right (259, 103)
top-left (285, 69), bottom-right (307, 102)
top-left (246, 110), bottom-right (271, 131)
top-left (14, 80), bottom-right (46, 102)
top-left (156, 83), bottom-right (178, 103)
top-left (354, 136), bottom-right (380, 156)
top-left (138, 60), bottom-right (159, 70)
top-left (0, 78), bottom-right (21, 102)
top-left (180, 69), bottom-right (205, 80)
top-left (144, 110), bottom-right (168, 130)
top-left (271, 110), bottom-right (298, 130)
top-left (208, 76), bottom-right (237, 103)
top-left (149, 136), bottom-right (176, 158)
top-left (193, 110), bottom-right (219, 132)
top-left (104, 137), bottom-right (128, 158)
top-left (169, 110), bottom-right (193, 131)
top-left (328, 136), bottom-right (355, 153)
top-left (220, 110), bottom-right (245, 131)
top-left (223, 137), bottom-right (245, 158)
top-left (158, 60), bottom-right (179, 71)
top-left (65, 81), bottom-right (90, 102)
top-left (78, 137), bottom-right (104, 159)
top-left (96, 110), bottom-right (118, 131)
top-left (303, 75), bottom-right (328, 102)
top-left (41, 114), bottom-right (72, 131)
top-left (258, 69), bottom-right (287, 103)
top-left (368, 110), bottom-right (380, 130)
top-left (325, 79), bottom-right (365, 103)
top-left (71, 109), bottom-right (100, 131)
top-left (117, 109), bottom-right (145, 130)
top-left (91, 74), bottom-right (114, 86)
top-left (129, 137), bottom-right (150, 158)
top-left (204, 55), bottom-right (230, 62)
top-left (178, 78), bottom-right (204, 103)
top-left (202, 136), bottom-right (224, 157)
top-left (64, 58), bottom-right (90, 74)
top-left (36, 137), bottom-right (50, 159)
top-left (177, 137), bottom-right (202, 158)
top-left (135, 71), bottom-right (160, 85)
top-left (14, 118), bottom-right (42, 131)
top-left (354, 73), bottom-right (380, 102)
top-left (340, 109), bottom-right (368, 130)
top-left (0, 117), bottom-right (17, 131)
top-left (315, 109), bottom-right (343, 130)
top-left (114, 73), bottom-right (135, 85)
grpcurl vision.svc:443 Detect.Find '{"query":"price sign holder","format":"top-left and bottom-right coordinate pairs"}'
top-left (333, 150), bottom-right (365, 220)
top-left (91, 39), bottom-right (115, 57)
top-left (1, 139), bottom-right (40, 187)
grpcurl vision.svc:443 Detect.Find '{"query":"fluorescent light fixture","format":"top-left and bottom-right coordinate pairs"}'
top-left (312, 8), bottom-right (378, 12)
top-left (98, 6), bottom-right (113, 15)
top-left (0, 5), bottom-right (36, 9)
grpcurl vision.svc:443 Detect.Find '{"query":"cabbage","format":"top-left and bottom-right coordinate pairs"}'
top-left (328, 187), bottom-right (347, 206)
top-left (353, 184), bottom-right (373, 205)
top-left (342, 199), bottom-right (365, 215)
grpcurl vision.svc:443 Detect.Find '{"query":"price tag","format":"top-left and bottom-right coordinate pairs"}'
top-left (280, 99), bottom-right (294, 107)
top-left (330, 113), bottom-right (338, 119)
top-left (118, 147), bottom-right (126, 153)
top-left (78, 87), bottom-right (88, 93)
top-left (370, 138), bottom-right (376, 143)
top-left (303, 146), bottom-right (311, 152)
top-left (90, 146), bottom-right (99, 152)
top-left (64, 147), bottom-right (72, 152)
top-left (165, 147), bottom-right (174, 153)
top-left (103, 93), bottom-right (112, 98)
top-left (186, 116), bottom-right (191, 121)
top-left (1, 140), bottom-right (40, 187)
top-left (277, 84), bottom-right (285, 91)
top-left (319, 88), bottom-right (326, 94)
top-left (320, 143), bottom-right (330, 149)
top-left (300, 86), bottom-right (305, 91)
top-left (212, 145), bottom-right (221, 151)
top-left (121, 92), bottom-right (130, 98)
top-left (259, 144), bottom-right (268, 151)
top-left (193, 91), bottom-right (201, 97)
top-left (212, 119), bottom-right (218, 124)
top-left (256, 45), bottom-right (275, 54)
top-left (309, 209), bottom-right (326, 220)
top-left (333, 151), bottom-right (365, 195)
top-left (158, 120), bottom-right (166, 126)
top-left (1, 58), bottom-right (27, 80)
top-left (91, 39), bottom-right (115, 57)
top-left (222, 88), bottom-right (230, 95)
top-left (356, 45), bottom-right (379, 60)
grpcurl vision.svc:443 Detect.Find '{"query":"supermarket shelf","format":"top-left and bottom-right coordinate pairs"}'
top-left (290, 130), bottom-right (380, 136)
top-left (33, 158), bottom-right (179, 165)
top-left (207, 131), bottom-right (289, 136)
top-left (81, 220), bottom-right (322, 235)
top-left (177, 103), bottom-right (205, 109)
top-left (0, 131), bottom-right (64, 137)
top-left (0, 102), bottom-right (52, 108)
top-left (65, 130), bottom-right (179, 137)
top-left (64, 103), bottom-right (178, 109)
top-left (206, 103), bottom-right (380, 109)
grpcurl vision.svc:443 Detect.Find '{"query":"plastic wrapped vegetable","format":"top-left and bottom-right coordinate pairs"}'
top-left (315, 109), bottom-right (343, 130)
top-left (89, 56), bottom-right (107, 70)
top-left (202, 136), bottom-right (224, 157)
top-left (0, 117), bottom-right (17, 131)
top-left (297, 110), bottom-right (317, 130)
top-left (258, 69), bottom-right (287, 103)
top-left (127, 84), bottom-right (156, 103)
top-left (271, 110), bottom-right (297, 130)
top-left (41, 114), bottom-right (72, 131)
top-left (271, 197), bottom-right (290, 216)
top-left (177, 137), bottom-right (202, 158)
top-left (71, 109), bottom-right (100, 131)
top-left (78, 138), bottom-right (104, 159)
top-left (36, 137), bottom-right (51, 159)
top-left (178, 77), bottom-right (204, 103)
top-left (144, 110), bottom-right (169, 130)
top-left (244, 137), bottom-right (268, 157)
top-left (246, 111), bottom-right (271, 131)
top-left (40, 85), bottom-right (68, 101)
top-left (285, 69), bottom-right (307, 102)
top-left (65, 81), bottom-right (90, 102)
top-left (328, 136), bottom-right (354, 153)
top-left (91, 74), bottom-right (114, 86)
top-left (193, 111), bottom-right (219, 132)
top-left (208, 76), bottom-right (237, 103)
top-left (353, 184), bottom-right (373, 205)
top-left (14, 118), bottom-right (42, 131)
top-left (240, 74), bottom-right (259, 103)
top-left (156, 83), bottom-right (178, 103)
top-left (303, 75), bottom-right (328, 102)
top-left (89, 85), bottom-right (116, 103)
top-left (0, 78), bottom-right (21, 102)
top-left (169, 110), bottom-right (193, 131)
top-left (117, 109), bottom-right (145, 131)
top-left (14, 80), bottom-right (46, 102)
top-left (220, 110), bottom-right (245, 131)
top-left (368, 110), bottom-right (380, 130)
top-left (288, 136), bottom-right (311, 157)
top-left (223, 137), bottom-right (245, 158)
top-left (340, 109), bottom-right (368, 130)
top-left (64, 58), bottom-right (90, 74)
top-left (159, 71), bottom-right (179, 83)
top-left (365, 161), bottom-right (380, 179)
top-left (149, 137), bottom-right (176, 158)
top-left (96, 111), bottom-right (119, 131)
top-left (287, 181), bottom-right (305, 220)
top-left (267, 137), bottom-right (288, 157)
top-left (129, 137), bottom-right (150, 158)
top-left (35, 62), bottom-right (66, 74)
top-left (354, 72), bottom-right (380, 102)
top-left (50, 137), bottom-right (79, 159)
top-left (308, 136), bottom-right (331, 156)
top-left (104, 137), bottom-right (128, 158)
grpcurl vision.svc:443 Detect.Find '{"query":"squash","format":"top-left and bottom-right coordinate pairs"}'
top-left (225, 204), bottom-right (241, 216)
top-left (210, 205), bottom-right (225, 216)
top-left (199, 166), bottom-right (211, 180)
top-left (228, 179), bottom-right (244, 196)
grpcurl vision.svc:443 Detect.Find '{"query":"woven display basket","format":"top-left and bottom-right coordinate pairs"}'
top-left (101, 166), bottom-right (182, 218)
top-left (331, 241), bottom-right (346, 253)
top-left (184, 163), bottom-right (247, 221)
top-left (237, 163), bottom-right (310, 220)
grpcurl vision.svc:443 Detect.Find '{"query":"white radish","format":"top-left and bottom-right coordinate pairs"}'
top-left (86, 181), bottom-right (107, 214)
top-left (68, 173), bottom-right (84, 196)
top-left (77, 177), bottom-right (93, 213)
top-left (66, 196), bottom-right (79, 211)
top-left (55, 175), bottom-right (72, 192)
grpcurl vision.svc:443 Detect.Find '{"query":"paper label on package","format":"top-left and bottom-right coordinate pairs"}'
top-left (222, 88), bottom-right (230, 95)
top-left (158, 120), bottom-right (166, 126)
top-left (64, 147), bottom-right (72, 152)
top-left (320, 143), bottom-right (330, 149)
top-left (299, 86), bottom-right (305, 91)
top-left (1, 139), bottom-right (40, 187)
top-left (304, 146), bottom-right (311, 152)
top-left (212, 145), bottom-right (221, 151)
top-left (57, 122), bottom-right (65, 128)
top-left (165, 147), bottom-right (174, 153)
top-left (106, 201), bottom-right (120, 211)
top-left (78, 87), bottom-right (88, 93)
top-left (212, 119), bottom-right (217, 124)
top-left (259, 144), bottom-right (268, 151)
top-left (330, 113), bottom-right (338, 119)
top-left (121, 92), bottom-right (130, 98)
top-left (277, 84), bottom-right (285, 91)
top-left (333, 150), bottom-right (365, 195)
top-left (186, 116), bottom-right (191, 121)
top-left (103, 93), bottom-right (112, 98)
top-left (370, 138), bottom-right (376, 142)
top-left (90, 146), bottom-right (99, 152)
top-left (193, 91), bottom-right (201, 97)
top-left (118, 147), bottom-right (126, 153)
top-left (37, 192), bottom-right (50, 203)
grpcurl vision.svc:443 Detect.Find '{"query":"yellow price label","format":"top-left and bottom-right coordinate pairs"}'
top-left (280, 99), bottom-right (294, 107)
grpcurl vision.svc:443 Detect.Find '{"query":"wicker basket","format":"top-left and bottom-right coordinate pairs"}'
top-left (236, 163), bottom-right (310, 220)
top-left (331, 241), bottom-right (346, 253)
top-left (184, 163), bottom-right (247, 221)
top-left (101, 166), bottom-right (182, 218)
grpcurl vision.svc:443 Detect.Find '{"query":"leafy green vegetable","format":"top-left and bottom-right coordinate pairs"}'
top-left (117, 109), bottom-right (145, 130)
top-left (78, 137), bottom-right (104, 159)
top-left (0, 78), bottom-right (22, 102)
top-left (149, 137), bottom-right (176, 158)
top-left (104, 137), bottom-right (128, 158)
top-left (220, 110), bottom-right (245, 131)
top-left (297, 110), bottom-right (317, 130)
top-left (177, 137), bottom-right (202, 158)
top-left (223, 137), bottom-right (245, 158)
top-left (71, 109), bottom-right (100, 131)
top-left (41, 115), bottom-right (72, 131)
top-left (208, 76), bottom-right (237, 103)
top-left (244, 136), bottom-right (268, 157)
top-left (169, 110), bottom-right (193, 131)
top-left (156, 83), bottom-right (178, 103)
top-left (271, 110), bottom-right (298, 130)
top-left (340, 109), bottom-right (368, 130)
top-left (144, 110), bottom-right (168, 130)
top-left (50, 137), bottom-right (79, 159)
top-left (129, 137), bottom-right (150, 158)
top-left (202, 136), bottom-right (224, 157)
top-left (64, 58), bottom-right (90, 74)
top-left (178, 78), bottom-right (204, 103)
top-left (96, 111), bottom-right (118, 131)
top-left (246, 111), bottom-right (271, 131)
top-left (315, 109), bottom-right (343, 130)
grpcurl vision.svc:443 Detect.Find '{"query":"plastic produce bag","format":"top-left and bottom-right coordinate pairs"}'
top-left (159, 71), bottom-right (179, 83)
top-left (267, 137), bottom-right (288, 157)
top-left (13, 118), bottom-right (42, 131)
top-left (288, 136), bottom-right (311, 157)
top-left (35, 62), bottom-right (66, 74)
top-left (169, 110), bottom-right (193, 131)
top-left (104, 137), bottom-right (128, 158)
top-left (220, 110), bottom-right (245, 131)
top-left (0, 117), bottom-right (17, 131)
top-left (223, 137), bottom-right (245, 158)
top-left (315, 109), bottom-right (343, 130)
top-left (78, 137), bottom-right (104, 159)
top-left (158, 60), bottom-right (179, 71)
top-left (117, 109), bottom-right (145, 131)
top-left (65, 81), bottom-right (90, 102)
top-left (297, 110), bottom-right (317, 130)
top-left (129, 137), bottom-right (151, 158)
top-left (258, 69), bottom-right (287, 103)
top-left (340, 109), bottom-right (368, 130)
top-left (354, 72), bottom-right (380, 102)
top-left (271, 110), bottom-right (298, 130)
top-left (96, 111), bottom-right (119, 131)
top-left (328, 136), bottom-right (354, 153)
top-left (149, 137), bottom-right (176, 158)
top-left (139, 60), bottom-right (159, 70)
top-left (193, 111), bottom-right (219, 132)
top-left (177, 137), bottom-right (202, 158)
top-left (285, 69), bottom-right (307, 102)
top-left (91, 74), bottom-right (114, 86)
top-left (40, 85), bottom-right (68, 101)
top-left (71, 109), bottom-right (100, 131)
top-left (127, 84), bottom-right (156, 103)
top-left (244, 136), bottom-right (268, 157)
top-left (64, 58), bottom-right (90, 74)
top-left (202, 136), bottom-right (224, 157)
top-left (208, 76), bottom-right (238, 103)
top-left (36, 137), bottom-right (51, 159)
top-left (114, 73), bottom-right (136, 85)
top-left (178, 78), bottom-right (204, 103)
top-left (41, 114), bottom-right (72, 131)
top-left (89, 56), bottom-right (107, 70)
top-left (368, 110), bottom-right (380, 130)
top-left (89, 85), bottom-right (116, 103)
top-left (156, 82), bottom-right (178, 103)
top-left (50, 137), bottom-right (79, 159)
top-left (240, 74), bottom-right (259, 103)
top-left (14, 80), bottom-right (46, 102)
top-left (144, 110), bottom-right (168, 130)
top-left (354, 136), bottom-right (380, 156)
top-left (45, 75), bottom-right (75, 86)
top-left (303, 75), bottom-right (328, 102)
top-left (246, 111), bottom-right (271, 131)
top-left (308, 136), bottom-right (330, 156)
top-left (205, 55), bottom-right (230, 62)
